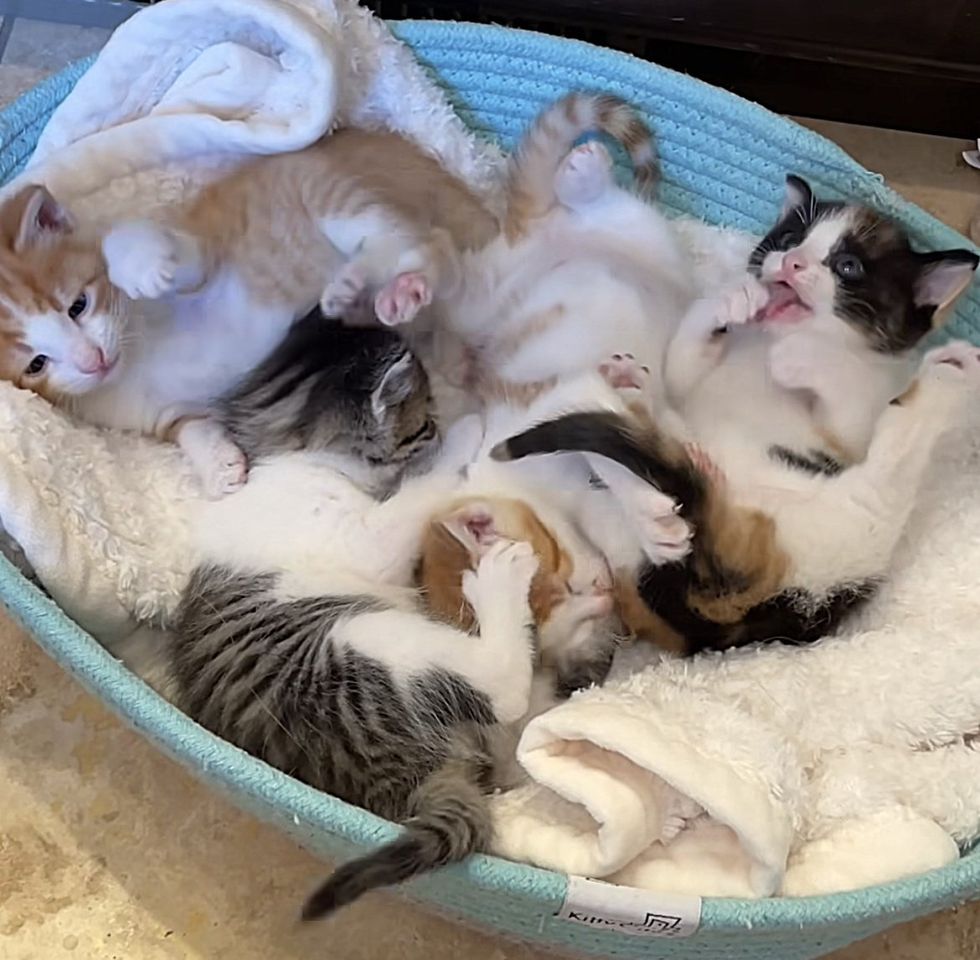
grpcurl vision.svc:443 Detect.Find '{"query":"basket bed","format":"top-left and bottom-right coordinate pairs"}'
top-left (1, 19), bottom-right (978, 960)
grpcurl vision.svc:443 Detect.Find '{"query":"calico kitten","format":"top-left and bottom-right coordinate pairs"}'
top-left (668, 175), bottom-right (979, 469)
top-left (218, 308), bottom-right (438, 494)
top-left (492, 331), bottom-right (980, 654)
top-left (0, 128), bottom-right (494, 496)
top-left (431, 94), bottom-right (692, 412)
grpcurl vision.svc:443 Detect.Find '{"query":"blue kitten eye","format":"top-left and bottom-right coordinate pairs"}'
top-left (776, 229), bottom-right (798, 248)
top-left (67, 293), bottom-right (88, 320)
top-left (25, 355), bottom-right (48, 376)
top-left (834, 255), bottom-right (865, 280)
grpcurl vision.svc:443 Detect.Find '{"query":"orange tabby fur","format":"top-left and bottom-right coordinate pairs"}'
top-left (420, 496), bottom-right (573, 633)
top-left (174, 128), bottom-right (498, 308)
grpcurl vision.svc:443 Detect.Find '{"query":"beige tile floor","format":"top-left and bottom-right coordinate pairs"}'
top-left (1, 16), bottom-right (980, 960)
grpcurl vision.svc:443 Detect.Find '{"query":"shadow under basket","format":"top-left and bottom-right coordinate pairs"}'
top-left (1, 19), bottom-right (978, 960)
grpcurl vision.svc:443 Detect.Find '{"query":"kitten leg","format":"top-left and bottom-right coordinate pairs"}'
top-left (320, 209), bottom-right (459, 326)
top-left (173, 417), bottom-right (248, 499)
top-left (582, 452), bottom-right (692, 565)
top-left (823, 342), bottom-right (980, 558)
top-left (460, 540), bottom-right (539, 722)
top-left (666, 275), bottom-right (768, 402)
top-left (554, 141), bottom-right (616, 209)
top-left (103, 220), bottom-right (209, 300)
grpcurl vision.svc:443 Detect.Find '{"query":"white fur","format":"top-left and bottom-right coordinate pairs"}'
top-left (438, 142), bottom-right (692, 407)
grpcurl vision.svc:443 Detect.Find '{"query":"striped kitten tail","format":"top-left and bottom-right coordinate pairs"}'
top-left (301, 756), bottom-right (491, 921)
top-left (504, 93), bottom-right (657, 240)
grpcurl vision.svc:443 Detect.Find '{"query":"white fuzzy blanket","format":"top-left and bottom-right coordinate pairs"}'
top-left (3, 0), bottom-right (978, 899)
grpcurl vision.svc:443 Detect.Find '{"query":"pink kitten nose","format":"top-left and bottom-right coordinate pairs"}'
top-left (77, 347), bottom-right (110, 375)
top-left (781, 252), bottom-right (808, 276)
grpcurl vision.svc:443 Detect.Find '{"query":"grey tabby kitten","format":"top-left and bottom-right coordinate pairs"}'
top-left (169, 315), bottom-right (541, 919)
top-left (219, 306), bottom-right (439, 492)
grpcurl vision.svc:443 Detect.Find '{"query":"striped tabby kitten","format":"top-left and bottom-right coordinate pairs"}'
top-left (171, 401), bottom-right (543, 923)
top-left (218, 308), bottom-right (438, 495)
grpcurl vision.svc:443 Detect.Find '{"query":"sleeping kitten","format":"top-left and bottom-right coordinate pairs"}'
top-left (218, 308), bottom-right (438, 495)
top-left (428, 93), bottom-right (692, 411)
top-left (0, 128), bottom-right (494, 496)
top-left (421, 494), bottom-right (620, 701)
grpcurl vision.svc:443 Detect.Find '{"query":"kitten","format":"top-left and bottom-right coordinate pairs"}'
top-left (218, 308), bottom-right (438, 495)
top-left (492, 335), bottom-right (980, 654)
top-left (0, 128), bottom-right (494, 496)
top-left (429, 94), bottom-right (692, 412)
top-left (172, 455), bottom-right (540, 920)
top-left (421, 494), bottom-right (620, 701)
top-left (667, 175), bottom-right (979, 469)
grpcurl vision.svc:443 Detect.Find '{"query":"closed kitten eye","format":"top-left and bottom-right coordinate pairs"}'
top-left (833, 254), bottom-right (865, 280)
top-left (24, 355), bottom-right (48, 376)
top-left (776, 229), bottom-right (799, 248)
top-left (67, 293), bottom-right (88, 321)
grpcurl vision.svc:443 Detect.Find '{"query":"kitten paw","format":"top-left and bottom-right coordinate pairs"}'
top-left (685, 442), bottom-right (725, 486)
top-left (103, 220), bottom-right (179, 300)
top-left (724, 275), bottom-right (770, 328)
top-left (464, 539), bottom-right (539, 613)
top-left (768, 334), bottom-right (818, 391)
top-left (635, 490), bottom-right (692, 565)
top-left (199, 443), bottom-right (248, 499)
top-left (321, 263), bottom-right (369, 319)
top-left (920, 340), bottom-right (980, 384)
top-left (598, 353), bottom-right (651, 393)
top-left (555, 141), bottom-right (614, 207)
top-left (374, 271), bottom-right (432, 326)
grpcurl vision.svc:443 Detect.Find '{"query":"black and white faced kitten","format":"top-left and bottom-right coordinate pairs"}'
top-left (749, 174), bottom-right (978, 352)
top-left (666, 174), bottom-right (979, 470)
top-left (218, 307), bottom-right (439, 494)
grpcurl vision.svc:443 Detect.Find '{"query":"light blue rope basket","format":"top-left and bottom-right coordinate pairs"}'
top-left (1, 20), bottom-right (978, 960)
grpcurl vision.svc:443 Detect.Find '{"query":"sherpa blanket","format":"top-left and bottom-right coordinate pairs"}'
top-left (1, 0), bottom-right (977, 899)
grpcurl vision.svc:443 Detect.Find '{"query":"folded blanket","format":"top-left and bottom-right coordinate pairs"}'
top-left (1, 0), bottom-right (977, 901)
top-left (491, 404), bottom-right (980, 896)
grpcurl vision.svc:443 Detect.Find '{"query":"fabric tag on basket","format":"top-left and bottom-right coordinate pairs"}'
top-left (556, 877), bottom-right (702, 938)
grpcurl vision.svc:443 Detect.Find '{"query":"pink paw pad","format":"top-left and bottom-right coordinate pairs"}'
top-left (374, 272), bottom-right (432, 326)
top-left (599, 352), bottom-right (650, 391)
top-left (685, 442), bottom-right (725, 486)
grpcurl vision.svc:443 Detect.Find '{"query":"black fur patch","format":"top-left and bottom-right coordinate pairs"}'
top-left (750, 175), bottom-right (979, 354)
top-left (768, 444), bottom-right (844, 476)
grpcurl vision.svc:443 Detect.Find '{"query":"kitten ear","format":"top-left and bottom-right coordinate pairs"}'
top-left (781, 175), bottom-right (813, 217)
top-left (440, 501), bottom-right (500, 558)
top-left (913, 250), bottom-right (979, 319)
top-left (370, 350), bottom-right (416, 421)
top-left (0, 184), bottom-right (74, 252)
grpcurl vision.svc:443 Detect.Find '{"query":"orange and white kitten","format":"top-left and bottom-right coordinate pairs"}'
top-left (0, 129), bottom-right (494, 496)
top-left (421, 495), bottom-right (621, 700)
top-left (429, 93), bottom-right (692, 412)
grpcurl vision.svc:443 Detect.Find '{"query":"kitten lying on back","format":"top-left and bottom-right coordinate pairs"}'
top-left (0, 128), bottom-right (493, 496)
top-left (492, 180), bottom-right (980, 652)
top-left (496, 344), bottom-right (980, 653)
top-left (428, 93), bottom-right (692, 411)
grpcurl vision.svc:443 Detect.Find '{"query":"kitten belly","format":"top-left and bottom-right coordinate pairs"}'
top-left (79, 275), bottom-right (297, 434)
